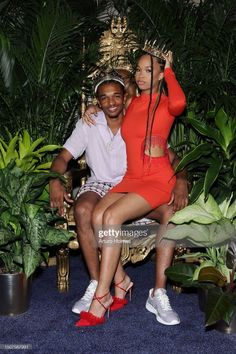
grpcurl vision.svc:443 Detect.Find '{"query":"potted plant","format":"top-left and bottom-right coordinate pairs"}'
top-left (164, 193), bottom-right (236, 332)
top-left (0, 131), bottom-right (72, 315)
top-left (0, 161), bottom-right (72, 315)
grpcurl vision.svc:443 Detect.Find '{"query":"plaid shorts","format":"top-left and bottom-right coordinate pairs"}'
top-left (76, 181), bottom-right (114, 199)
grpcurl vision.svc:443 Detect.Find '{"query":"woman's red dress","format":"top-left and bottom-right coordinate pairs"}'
top-left (110, 67), bottom-right (186, 208)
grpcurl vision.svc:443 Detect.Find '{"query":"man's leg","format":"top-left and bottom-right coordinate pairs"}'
top-left (72, 191), bottom-right (101, 314)
top-left (74, 191), bottom-right (101, 281)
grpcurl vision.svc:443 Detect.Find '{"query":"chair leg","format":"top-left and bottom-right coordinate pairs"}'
top-left (56, 246), bottom-right (70, 292)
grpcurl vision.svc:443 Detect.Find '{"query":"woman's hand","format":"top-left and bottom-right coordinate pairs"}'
top-left (162, 51), bottom-right (173, 69)
top-left (82, 104), bottom-right (101, 126)
top-left (168, 177), bottom-right (189, 212)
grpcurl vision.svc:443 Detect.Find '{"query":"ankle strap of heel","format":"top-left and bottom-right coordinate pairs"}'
top-left (114, 275), bottom-right (127, 293)
top-left (93, 291), bottom-right (110, 311)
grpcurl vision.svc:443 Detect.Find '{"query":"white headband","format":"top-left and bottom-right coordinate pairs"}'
top-left (94, 76), bottom-right (125, 93)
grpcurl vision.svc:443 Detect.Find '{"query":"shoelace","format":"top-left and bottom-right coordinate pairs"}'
top-left (81, 283), bottom-right (96, 301)
top-left (157, 293), bottom-right (172, 311)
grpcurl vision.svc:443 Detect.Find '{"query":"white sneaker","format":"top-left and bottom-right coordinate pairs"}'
top-left (145, 288), bottom-right (180, 325)
top-left (72, 280), bottom-right (98, 314)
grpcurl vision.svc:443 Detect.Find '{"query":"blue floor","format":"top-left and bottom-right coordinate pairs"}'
top-left (1, 253), bottom-right (236, 354)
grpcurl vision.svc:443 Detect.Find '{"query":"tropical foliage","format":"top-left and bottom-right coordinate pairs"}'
top-left (0, 0), bottom-right (109, 143)
top-left (175, 108), bottom-right (236, 202)
top-left (0, 161), bottom-right (72, 277)
top-left (164, 192), bottom-right (236, 327)
top-left (165, 252), bottom-right (236, 327)
top-left (112, 0), bottom-right (236, 184)
top-left (0, 129), bottom-right (60, 171)
top-left (165, 192), bottom-right (236, 247)
top-left (113, 0), bottom-right (236, 114)
top-left (0, 130), bottom-right (72, 277)
top-left (1, 0), bottom-right (235, 150)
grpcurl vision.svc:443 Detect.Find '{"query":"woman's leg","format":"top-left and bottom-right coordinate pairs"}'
top-left (75, 191), bottom-right (131, 307)
top-left (145, 203), bottom-right (180, 326)
top-left (146, 203), bottom-right (175, 289)
top-left (89, 192), bottom-right (152, 317)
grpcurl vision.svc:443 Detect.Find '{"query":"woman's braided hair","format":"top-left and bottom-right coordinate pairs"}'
top-left (143, 54), bottom-right (166, 161)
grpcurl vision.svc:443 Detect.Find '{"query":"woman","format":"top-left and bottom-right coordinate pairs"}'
top-left (77, 48), bottom-right (186, 327)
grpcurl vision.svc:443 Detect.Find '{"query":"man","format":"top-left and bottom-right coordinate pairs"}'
top-left (49, 72), bottom-right (188, 324)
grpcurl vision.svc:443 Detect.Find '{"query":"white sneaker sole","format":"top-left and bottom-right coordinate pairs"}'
top-left (145, 301), bottom-right (180, 326)
top-left (72, 307), bottom-right (81, 314)
top-left (72, 303), bottom-right (90, 314)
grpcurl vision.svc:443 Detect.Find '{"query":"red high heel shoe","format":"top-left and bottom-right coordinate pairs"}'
top-left (110, 276), bottom-right (134, 312)
top-left (75, 291), bottom-right (112, 327)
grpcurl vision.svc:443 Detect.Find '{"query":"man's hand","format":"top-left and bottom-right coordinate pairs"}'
top-left (168, 177), bottom-right (189, 212)
top-left (49, 179), bottom-right (73, 216)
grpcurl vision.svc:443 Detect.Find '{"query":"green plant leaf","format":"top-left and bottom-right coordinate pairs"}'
top-left (23, 210), bottom-right (47, 252)
top-left (23, 244), bottom-right (42, 278)
top-left (203, 157), bottom-right (223, 199)
top-left (36, 162), bottom-right (52, 170)
top-left (226, 199), bottom-right (236, 220)
top-left (0, 227), bottom-right (18, 246)
top-left (27, 137), bottom-right (45, 153)
top-left (192, 260), bottom-right (215, 281)
top-left (170, 205), bottom-right (218, 224)
top-left (165, 221), bottom-right (235, 247)
top-left (0, 141), bottom-right (7, 166)
top-left (198, 266), bottom-right (226, 287)
top-left (175, 143), bottom-right (211, 173)
top-left (34, 144), bottom-right (61, 154)
top-left (215, 108), bottom-right (233, 149)
top-left (11, 174), bottom-right (35, 215)
top-left (24, 203), bottom-right (41, 220)
top-left (0, 189), bottom-right (13, 208)
top-left (218, 195), bottom-right (233, 218)
top-left (19, 140), bottom-right (28, 160)
top-left (190, 178), bottom-right (204, 203)
top-left (165, 263), bottom-right (198, 285)
top-left (186, 118), bottom-right (225, 148)
top-left (5, 135), bottom-right (19, 165)
top-left (205, 287), bottom-right (236, 327)
top-left (22, 130), bottom-right (31, 151)
top-left (42, 227), bottom-right (72, 246)
top-left (170, 193), bottom-right (223, 224)
top-left (197, 194), bottom-right (222, 219)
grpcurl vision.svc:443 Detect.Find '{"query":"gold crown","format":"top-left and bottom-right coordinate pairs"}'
top-left (142, 40), bottom-right (167, 60)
